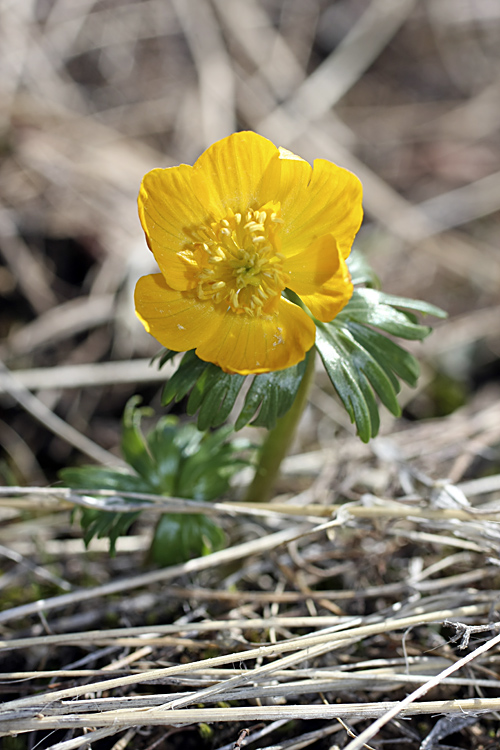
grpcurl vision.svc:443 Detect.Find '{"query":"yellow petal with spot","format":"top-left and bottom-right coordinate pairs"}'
top-left (134, 274), bottom-right (220, 351)
top-left (196, 298), bottom-right (315, 375)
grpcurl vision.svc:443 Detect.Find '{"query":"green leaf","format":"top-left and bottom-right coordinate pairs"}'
top-left (78, 506), bottom-right (140, 556)
top-left (346, 322), bottom-right (420, 387)
top-left (338, 289), bottom-right (432, 340)
top-left (235, 356), bottom-right (308, 430)
top-left (59, 466), bottom-right (146, 555)
top-left (153, 348), bottom-right (179, 369)
top-left (316, 285), bottom-right (445, 441)
top-left (190, 460), bottom-right (246, 500)
top-left (121, 397), bottom-right (156, 481)
top-left (162, 350), bottom-right (209, 405)
top-left (161, 349), bottom-right (308, 432)
top-left (149, 513), bottom-right (225, 566)
top-left (187, 366), bottom-right (245, 429)
top-left (176, 431), bottom-right (247, 501)
top-left (369, 291), bottom-right (447, 319)
top-left (347, 248), bottom-right (380, 288)
top-left (146, 416), bottom-right (182, 494)
top-left (316, 323), bottom-right (398, 442)
top-left (59, 405), bottom-right (248, 560)
top-left (59, 466), bottom-right (147, 494)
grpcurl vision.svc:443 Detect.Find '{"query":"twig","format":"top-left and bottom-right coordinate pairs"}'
top-left (233, 728), bottom-right (249, 749)
top-left (2, 698), bottom-right (500, 735)
top-left (444, 618), bottom-right (500, 650)
top-left (343, 629), bottom-right (500, 750)
top-left (0, 363), bottom-right (122, 467)
top-left (0, 358), bottom-right (173, 393)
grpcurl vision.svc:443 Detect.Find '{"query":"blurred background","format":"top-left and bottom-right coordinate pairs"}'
top-left (1, 0), bottom-right (499, 484)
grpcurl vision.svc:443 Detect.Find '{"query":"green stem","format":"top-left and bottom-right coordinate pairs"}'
top-left (244, 348), bottom-right (316, 503)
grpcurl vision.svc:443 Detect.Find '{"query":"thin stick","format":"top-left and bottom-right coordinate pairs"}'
top-left (3, 698), bottom-right (500, 735)
top-left (0, 523), bottom-right (313, 625)
top-left (0, 363), bottom-right (121, 467)
top-left (0, 358), bottom-right (173, 393)
top-left (343, 629), bottom-right (500, 750)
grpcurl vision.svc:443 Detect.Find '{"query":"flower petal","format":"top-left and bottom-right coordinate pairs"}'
top-left (286, 236), bottom-right (353, 322)
top-left (192, 131), bottom-right (280, 217)
top-left (283, 234), bottom-right (340, 290)
top-left (197, 298), bottom-right (316, 375)
top-left (278, 157), bottom-right (363, 260)
top-left (135, 273), bottom-right (220, 350)
top-left (139, 165), bottom-right (210, 290)
top-left (277, 147), bottom-right (313, 224)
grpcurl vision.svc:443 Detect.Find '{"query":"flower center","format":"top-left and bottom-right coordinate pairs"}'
top-left (190, 205), bottom-right (287, 316)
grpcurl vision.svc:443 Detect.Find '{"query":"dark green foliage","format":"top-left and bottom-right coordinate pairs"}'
top-left (235, 357), bottom-right (307, 429)
top-left (162, 351), bottom-right (307, 432)
top-left (149, 513), bottom-right (226, 567)
top-left (315, 289), bottom-right (446, 442)
top-left (59, 398), bottom-right (247, 561)
top-left (59, 466), bottom-right (146, 553)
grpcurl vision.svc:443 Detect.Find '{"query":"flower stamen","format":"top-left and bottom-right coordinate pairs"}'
top-left (189, 205), bottom-right (287, 316)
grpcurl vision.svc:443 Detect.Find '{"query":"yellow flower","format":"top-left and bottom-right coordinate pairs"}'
top-left (135, 132), bottom-right (363, 375)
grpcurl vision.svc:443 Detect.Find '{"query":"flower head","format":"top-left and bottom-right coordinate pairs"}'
top-left (135, 132), bottom-right (363, 375)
